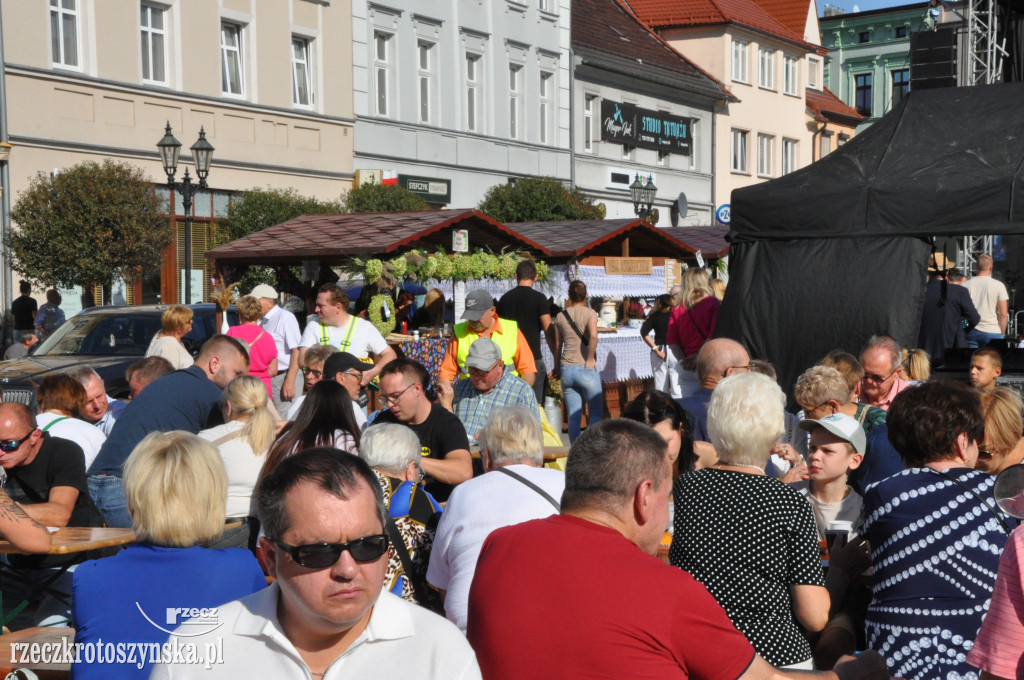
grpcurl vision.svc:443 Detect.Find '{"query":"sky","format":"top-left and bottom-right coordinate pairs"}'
top-left (818, 0), bottom-right (924, 16)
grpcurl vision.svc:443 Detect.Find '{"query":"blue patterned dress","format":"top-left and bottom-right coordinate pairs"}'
top-left (862, 467), bottom-right (1013, 680)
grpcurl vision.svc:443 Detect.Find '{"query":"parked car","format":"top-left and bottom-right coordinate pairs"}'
top-left (0, 304), bottom-right (237, 409)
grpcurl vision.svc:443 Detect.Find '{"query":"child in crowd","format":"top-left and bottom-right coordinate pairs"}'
top-left (970, 347), bottom-right (1002, 389)
top-left (792, 413), bottom-right (872, 669)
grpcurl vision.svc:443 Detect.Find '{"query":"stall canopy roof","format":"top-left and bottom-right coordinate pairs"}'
top-left (205, 209), bottom-right (548, 264)
top-left (506, 218), bottom-right (697, 259)
top-left (730, 82), bottom-right (1024, 242)
top-left (660, 226), bottom-right (730, 257)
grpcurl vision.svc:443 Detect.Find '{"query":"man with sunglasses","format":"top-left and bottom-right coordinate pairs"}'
top-left (151, 449), bottom-right (480, 680)
top-left (858, 335), bottom-right (910, 412)
top-left (0, 402), bottom-right (102, 627)
top-left (371, 358), bottom-right (471, 502)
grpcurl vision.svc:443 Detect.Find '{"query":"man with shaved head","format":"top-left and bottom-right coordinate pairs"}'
top-left (676, 338), bottom-right (751, 442)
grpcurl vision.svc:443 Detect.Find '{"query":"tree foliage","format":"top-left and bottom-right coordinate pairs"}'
top-left (341, 182), bottom-right (428, 214)
top-left (8, 159), bottom-right (168, 289)
top-left (477, 176), bottom-right (604, 223)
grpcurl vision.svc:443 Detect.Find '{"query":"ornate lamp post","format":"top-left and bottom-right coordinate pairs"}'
top-left (629, 173), bottom-right (657, 223)
top-left (157, 122), bottom-right (214, 305)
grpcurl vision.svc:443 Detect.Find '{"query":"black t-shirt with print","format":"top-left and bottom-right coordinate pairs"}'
top-left (374, 403), bottom-right (469, 501)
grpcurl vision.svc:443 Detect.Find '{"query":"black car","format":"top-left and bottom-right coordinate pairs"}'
top-left (0, 304), bottom-right (238, 408)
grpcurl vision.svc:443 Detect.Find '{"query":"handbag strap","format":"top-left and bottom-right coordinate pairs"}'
top-left (928, 467), bottom-right (1011, 535)
top-left (559, 309), bottom-right (590, 361)
top-left (495, 467), bottom-right (560, 511)
top-left (211, 429), bottom-right (244, 447)
top-left (383, 512), bottom-right (434, 605)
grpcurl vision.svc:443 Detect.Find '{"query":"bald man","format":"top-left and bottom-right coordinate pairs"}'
top-left (676, 338), bottom-right (751, 442)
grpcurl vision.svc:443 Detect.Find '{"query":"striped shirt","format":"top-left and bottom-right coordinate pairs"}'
top-left (968, 523), bottom-right (1024, 678)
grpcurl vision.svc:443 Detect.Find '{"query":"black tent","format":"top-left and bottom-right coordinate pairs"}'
top-left (718, 82), bottom-right (1024, 402)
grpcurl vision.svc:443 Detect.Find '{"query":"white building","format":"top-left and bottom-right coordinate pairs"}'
top-left (351, 0), bottom-right (572, 207)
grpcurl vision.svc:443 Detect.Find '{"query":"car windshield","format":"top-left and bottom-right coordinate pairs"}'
top-left (34, 313), bottom-right (165, 356)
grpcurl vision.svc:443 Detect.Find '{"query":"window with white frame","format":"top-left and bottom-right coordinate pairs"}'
top-left (821, 133), bottom-right (832, 157)
top-left (731, 129), bottom-right (747, 173)
top-left (140, 3), bottom-right (166, 83)
top-left (758, 48), bottom-right (775, 89)
top-left (807, 57), bottom-right (820, 89)
top-left (757, 134), bottom-right (774, 177)
top-left (782, 138), bottom-right (797, 174)
top-left (220, 22), bottom-right (244, 96)
top-left (584, 95), bottom-right (596, 152)
top-left (783, 55), bottom-right (798, 95)
top-left (509, 64), bottom-right (522, 139)
top-left (731, 39), bottom-right (748, 83)
top-left (50, 0), bottom-right (80, 68)
top-left (418, 41), bottom-right (433, 124)
top-left (689, 118), bottom-right (699, 170)
top-left (374, 32), bottom-right (391, 116)
top-left (539, 72), bottom-right (553, 144)
top-left (466, 53), bottom-right (481, 132)
top-left (292, 36), bottom-right (312, 107)
top-left (539, 0), bottom-right (551, 9)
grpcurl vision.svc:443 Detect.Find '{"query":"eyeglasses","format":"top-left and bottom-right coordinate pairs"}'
top-left (0, 431), bottom-right (34, 453)
top-left (301, 368), bottom-right (323, 379)
top-left (720, 365), bottom-right (751, 378)
top-left (382, 383), bottom-right (416, 405)
top-left (978, 448), bottom-right (993, 459)
top-left (341, 371), bottom-right (363, 380)
top-left (863, 368), bottom-right (898, 384)
top-left (270, 534), bottom-right (390, 569)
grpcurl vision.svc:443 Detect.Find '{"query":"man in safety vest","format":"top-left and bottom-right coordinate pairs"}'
top-left (439, 289), bottom-right (536, 387)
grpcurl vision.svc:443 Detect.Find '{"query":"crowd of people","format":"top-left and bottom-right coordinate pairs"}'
top-left (0, 258), bottom-right (1023, 680)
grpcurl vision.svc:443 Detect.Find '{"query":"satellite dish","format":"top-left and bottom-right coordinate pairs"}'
top-left (676, 193), bottom-right (688, 218)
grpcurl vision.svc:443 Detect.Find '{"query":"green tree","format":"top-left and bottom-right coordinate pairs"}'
top-left (341, 182), bottom-right (428, 213)
top-left (477, 176), bottom-right (603, 223)
top-left (215, 187), bottom-right (342, 292)
top-left (8, 159), bottom-right (168, 290)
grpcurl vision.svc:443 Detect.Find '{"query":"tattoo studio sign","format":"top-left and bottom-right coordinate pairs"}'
top-left (600, 100), bottom-right (692, 155)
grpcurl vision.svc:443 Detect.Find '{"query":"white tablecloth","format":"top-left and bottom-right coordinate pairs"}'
top-left (541, 326), bottom-right (653, 383)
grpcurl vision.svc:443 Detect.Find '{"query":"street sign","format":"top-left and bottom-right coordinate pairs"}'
top-left (716, 204), bottom-right (731, 225)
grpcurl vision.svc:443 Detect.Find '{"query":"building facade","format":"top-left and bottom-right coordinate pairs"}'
top-left (351, 0), bottom-right (572, 209)
top-left (572, 0), bottom-right (729, 226)
top-left (3, 0), bottom-right (354, 307)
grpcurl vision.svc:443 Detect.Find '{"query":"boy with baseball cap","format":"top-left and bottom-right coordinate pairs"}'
top-left (795, 413), bottom-right (865, 541)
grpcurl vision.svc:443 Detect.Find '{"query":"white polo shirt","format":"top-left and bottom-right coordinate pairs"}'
top-left (149, 583), bottom-right (481, 680)
top-left (260, 304), bottom-right (302, 370)
top-left (426, 464), bottom-right (565, 633)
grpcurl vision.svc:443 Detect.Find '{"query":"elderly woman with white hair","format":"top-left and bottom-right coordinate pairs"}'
top-left (670, 372), bottom-right (828, 670)
top-left (360, 423), bottom-right (443, 611)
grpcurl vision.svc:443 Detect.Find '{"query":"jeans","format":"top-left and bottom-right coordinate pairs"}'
top-left (87, 475), bottom-right (132, 528)
top-left (968, 329), bottom-right (1004, 348)
top-left (650, 348), bottom-right (681, 399)
top-left (561, 364), bottom-right (603, 442)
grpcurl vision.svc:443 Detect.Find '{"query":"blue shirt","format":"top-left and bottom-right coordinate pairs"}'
top-left (677, 388), bottom-right (714, 442)
top-left (88, 366), bottom-right (224, 476)
top-left (72, 543), bottom-right (267, 680)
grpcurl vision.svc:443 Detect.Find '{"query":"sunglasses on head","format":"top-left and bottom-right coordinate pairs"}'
top-left (0, 431), bottom-right (34, 453)
top-left (270, 534), bottom-right (390, 569)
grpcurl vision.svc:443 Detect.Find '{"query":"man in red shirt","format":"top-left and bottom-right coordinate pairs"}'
top-left (466, 419), bottom-right (887, 680)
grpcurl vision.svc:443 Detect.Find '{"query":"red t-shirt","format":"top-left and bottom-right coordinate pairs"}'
top-left (467, 514), bottom-right (755, 680)
top-left (227, 324), bottom-right (278, 398)
top-left (666, 297), bottom-right (720, 358)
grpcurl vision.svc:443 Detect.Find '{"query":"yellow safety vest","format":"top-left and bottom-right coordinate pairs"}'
top-left (453, 318), bottom-right (521, 378)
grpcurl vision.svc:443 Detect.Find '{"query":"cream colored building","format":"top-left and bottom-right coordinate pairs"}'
top-left (631, 0), bottom-right (828, 210)
top-left (2, 0), bottom-right (354, 306)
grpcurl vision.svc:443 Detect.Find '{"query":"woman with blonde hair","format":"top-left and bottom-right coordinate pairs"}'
top-left (145, 304), bottom-right (194, 369)
top-left (897, 348), bottom-right (931, 382)
top-left (666, 267), bottom-right (720, 398)
top-left (198, 375), bottom-right (277, 549)
top-left (72, 431), bottom-right (265, 680)
top-left (976, 386), bottom-right (1024, 474)
top-left (226, 295), bottom-right (278, 399)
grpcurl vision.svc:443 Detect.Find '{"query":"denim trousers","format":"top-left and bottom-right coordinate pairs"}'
top-left (561, 364), bottom-right (603, 441)
top-left (87, 475), bottom-right (132, 528)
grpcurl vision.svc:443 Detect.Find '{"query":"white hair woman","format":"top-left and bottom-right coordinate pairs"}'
top-left (360, 423), bottom-right (442, 610)
top-left (478, 403), bottom-right (544, 470)
top-left (670, 372), bottom-right (828, 670)
top-left (198, 375), bottom-right (277, 549)
top-left (72, 431), bottom-right (266, 680)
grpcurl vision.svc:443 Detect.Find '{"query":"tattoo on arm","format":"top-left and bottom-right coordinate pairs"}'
top-left (0, 492), bottom-right (45, 529)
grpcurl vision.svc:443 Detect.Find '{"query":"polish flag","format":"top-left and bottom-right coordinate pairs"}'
top-left (381, 171), bottom-right (398, 185)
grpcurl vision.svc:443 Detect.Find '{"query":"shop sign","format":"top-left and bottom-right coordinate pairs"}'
top-left (600, 100), bottom-right (692, 155)
top-left (605, 257), bottom-right (653, 275)
top-left (665, 259), bottom-right (682, 292)
top-left (453, 229), bottom-right (469, 253)
top-left (399, 174), bottom-right (451, 204)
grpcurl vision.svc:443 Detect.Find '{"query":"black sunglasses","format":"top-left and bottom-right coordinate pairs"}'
top-left (0, 431), bottom-right (35, 453)
top-left (270, 534), bottom-right (390, 569)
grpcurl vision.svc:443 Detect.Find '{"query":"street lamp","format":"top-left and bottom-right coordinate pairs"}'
top-left (629, 173), bottom-right (657, 223)
top-left (157, 122), bottom-right (214, 305)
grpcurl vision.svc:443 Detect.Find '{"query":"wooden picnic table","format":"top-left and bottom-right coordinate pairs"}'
top-left (0, 527), bottom-right (136, 555)
top-left (0, 626), bottom-right (75, 678)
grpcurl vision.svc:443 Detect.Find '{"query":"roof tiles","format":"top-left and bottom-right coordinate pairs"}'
top-left (806, 87), bottom-right (863, 123)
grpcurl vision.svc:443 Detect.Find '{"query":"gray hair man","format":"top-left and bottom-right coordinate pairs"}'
top-left (427, 405), bottom-right (563, 632)
top-left (466, 419), bottom-right (887, 680)
top-left (150, 448), bottom-right (479, 679)
top-left (858, 335), bottom-right (909, 411)
top-left (67, 367), bottom-right (126, 435)
top-left (676, 337), bottom-right (751, 442)
top-left (250, 284), bottom-right (303, 414)
top-left (4, 331), bottom-right (38, 360)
